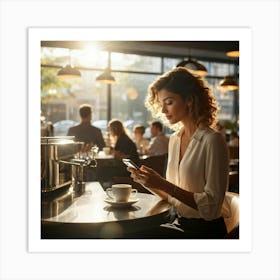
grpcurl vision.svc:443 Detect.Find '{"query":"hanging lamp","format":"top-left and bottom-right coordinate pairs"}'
top-left (57, 49), bottom-right (81, 79)
top-left (226, 50), bottom-right (240, 58)
top-left (57, 64), bottom-right (81, 79)
top-left (176, 58), bottom-right (208, 77)
top-left (96, 68), bottom-right (115, 84)
top-left (219, 76), bottom-right (239, 91)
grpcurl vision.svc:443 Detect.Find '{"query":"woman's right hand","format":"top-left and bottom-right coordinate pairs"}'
top-left (128, 165), bottom-right (162, 190)
top-left (128, 165), bottom-right (169, 199)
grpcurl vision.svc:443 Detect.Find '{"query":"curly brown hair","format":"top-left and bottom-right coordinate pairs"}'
top-left (145, 67), bottom-right (219, 129)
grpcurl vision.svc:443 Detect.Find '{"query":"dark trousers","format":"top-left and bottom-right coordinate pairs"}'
top-left (127, 217), bottom-right (227, 239)
top-left (177, 217), bottom-right (227, 239)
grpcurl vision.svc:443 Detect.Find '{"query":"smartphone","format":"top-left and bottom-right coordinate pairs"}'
top-left (122, 158), bottom-right (140, 170)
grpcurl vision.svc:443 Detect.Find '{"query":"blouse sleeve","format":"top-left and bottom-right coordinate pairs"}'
top-left (193, 132), bottom-right (229, 220)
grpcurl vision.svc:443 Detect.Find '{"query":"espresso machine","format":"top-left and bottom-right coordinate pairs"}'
top-left (41, 136), bottom-right (97, 218)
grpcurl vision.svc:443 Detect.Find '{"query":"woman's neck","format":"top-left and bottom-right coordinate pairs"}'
top-left (181, 119), bottom-right (197, 139)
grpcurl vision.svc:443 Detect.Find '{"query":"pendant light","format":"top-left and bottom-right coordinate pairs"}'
top-left (219, 76), bottom-right (239, 91)
top-left (96, 52), bottom-right (115, 122)
top-left (226, 50), bottom-right (240, 58)
top-left (176, 58), bottom-right (208, 77)
top-left (57, 49), bottom-right (81, 79)
top-left (57, 64), bottom-right (81, 79)
top-left (219, 53), bottom-right (239, 91)
top-left (96, 68), bottom-right (115, 84)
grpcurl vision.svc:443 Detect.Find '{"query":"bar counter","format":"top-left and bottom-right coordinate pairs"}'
top-left (41, 182), bottom-right (171, 239)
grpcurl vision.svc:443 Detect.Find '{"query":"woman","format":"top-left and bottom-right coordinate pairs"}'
top-left (128, 67), bottom-right (230, 238)
top-left (133, 125), bottom-right (150, 155)
top-left (108, 119), bottom-right (139, 165)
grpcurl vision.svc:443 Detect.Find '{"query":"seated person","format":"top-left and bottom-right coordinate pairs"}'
top-left (67, 104), bottom-right (105, 151)
top-left (128, 67), bottom-right (230, 238)
top-left (96, 119), bottom-right (140, 185)
top-left (228, 131), bottom-right (239, 146)
top-left (108, 119), bottom-right (139, 165)
top-left (215, 121), bottom-right (226, 141)
top-left (133, 125), bottom-right (150, 155)
top-left (148, 121), bottom-right (169, 156)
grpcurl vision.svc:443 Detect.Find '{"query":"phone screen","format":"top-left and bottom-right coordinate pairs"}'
top-left (122, 159), bottom-right (139, 170)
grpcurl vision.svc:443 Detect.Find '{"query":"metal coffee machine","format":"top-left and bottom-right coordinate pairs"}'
top-left (41, 136), bottom-right (97, 195)
top-left (41, 136), bottom-right (97, 219)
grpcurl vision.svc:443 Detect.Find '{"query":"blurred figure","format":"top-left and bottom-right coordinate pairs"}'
top-left (67, 104), bottom-right (105, 151)
top-left (108, 119), bottom-right (139, 165)
top-left (133, 125), bottom-right (150, 155)
top-left (228, 131), bottom-right (239, 146)
top-left (215, 121), bottom-right (226, 141)
top-left (148, 121), bottom-right (169, 156)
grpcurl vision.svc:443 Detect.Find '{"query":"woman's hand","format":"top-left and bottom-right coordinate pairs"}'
top-left (128, 165), bottom-right (169, 200)
top-left (128, 165), bottom-right (163, 190)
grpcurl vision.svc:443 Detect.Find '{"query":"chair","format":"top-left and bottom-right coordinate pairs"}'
top-left (228, 145), bottom-right (239, 159)
top-left (140, 153), bottom-right (168, 177)
top-left (224, 191), bottom-right (239, 238)
top-left (228, 170), bottom-right (239, 193)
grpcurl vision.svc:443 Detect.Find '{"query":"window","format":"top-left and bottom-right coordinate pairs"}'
top-left (111, 52), bottom-right (161, 73)
top-left (40, 44), bottom-right (238, 136)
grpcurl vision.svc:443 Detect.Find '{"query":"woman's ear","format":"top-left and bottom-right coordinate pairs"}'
top-left (186, 98), bottom-right (193, 107)
top-left (185, 99), bottom-right (192, 109)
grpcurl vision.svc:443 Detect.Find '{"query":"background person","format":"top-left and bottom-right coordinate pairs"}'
top-left (228, 131), bottom-right (239, 147)
top-left (67, 104), bottom-right (105, 151)
top-left (67, 104), bottom-right (105, 182)
top-left (108, 119), bottom-right (139, 165)
top-left (128, 67), bottom-right (230, 238)
top-left (148, 121), bottom-right (169, 156)
top-left (133, 125), bottom-right (150, 155)
top-left (215, 121), bottom-right (226, 141)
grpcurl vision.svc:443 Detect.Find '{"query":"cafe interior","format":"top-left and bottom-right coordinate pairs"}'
top-left (40, 40), bottom-right (240, 239)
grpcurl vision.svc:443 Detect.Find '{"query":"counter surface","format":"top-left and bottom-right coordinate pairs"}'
top-left (41, 182), bottom-right (171, 238)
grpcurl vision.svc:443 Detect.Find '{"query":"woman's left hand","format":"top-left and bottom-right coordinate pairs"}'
top-left (128, 165), bottom-right (163, 190)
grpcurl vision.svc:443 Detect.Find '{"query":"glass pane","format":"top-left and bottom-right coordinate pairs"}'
top-left (111, 52), bottom-right (161, 73)
top-left (41, 47), bottom-right (70, 66)
top-left (71, 49), bottom-right (108, 69)
top-left (163, 57), bottom-right (181, 72)
top-left (111, 72), bottom-right (160, 137)
top-left (206, 77), bottom-right (235, 121)
top-left (41, 47), bottom-right (108, 69)
top-left (207, 62), bottom-right (235, 76)
top-left (41, 67), bottom-right (107, 134)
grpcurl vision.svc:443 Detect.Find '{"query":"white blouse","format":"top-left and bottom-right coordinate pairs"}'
top-left (166, 127), bottom-right (230, 221)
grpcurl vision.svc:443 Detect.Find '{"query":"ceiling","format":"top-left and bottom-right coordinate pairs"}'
top-left (41, 40), bottom-right (239, 62)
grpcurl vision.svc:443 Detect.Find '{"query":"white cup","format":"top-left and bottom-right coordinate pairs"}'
top-left (103, 147), bottom-right (111, 156)
top-left (106, 184), bottom-right (137, 202)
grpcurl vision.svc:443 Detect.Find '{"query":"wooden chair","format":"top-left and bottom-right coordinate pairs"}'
top-left (228, 170), bottom-right (239, 193)
top-left (224, 191), bottom-right (239, 238)
top-left (140, 153), bottom-right (168, 177)
top-left (228, 145), bottom-right (239, 159)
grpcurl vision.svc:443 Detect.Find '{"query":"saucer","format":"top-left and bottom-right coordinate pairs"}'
top-left (104, 197), bottom-right (139, 208)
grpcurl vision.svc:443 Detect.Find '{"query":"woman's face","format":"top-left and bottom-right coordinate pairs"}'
top-left (157, 89), bottom-right (189, 125)
top-left (108, 125), bottom-right (115, 137)
top-left (134, 130), bottom-right (142, 140)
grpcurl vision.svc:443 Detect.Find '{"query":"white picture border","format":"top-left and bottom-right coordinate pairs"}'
top-left (28, 27), bottom-right (252, 253)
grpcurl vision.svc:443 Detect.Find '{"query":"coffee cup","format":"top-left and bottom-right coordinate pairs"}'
top-left (106, 184), bottom-right (137, 202)
top-left (103, 147), bottom-right (111, 156)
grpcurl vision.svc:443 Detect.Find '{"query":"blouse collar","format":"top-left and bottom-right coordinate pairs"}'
top-left (176, 126), bottom-right (210, 142)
